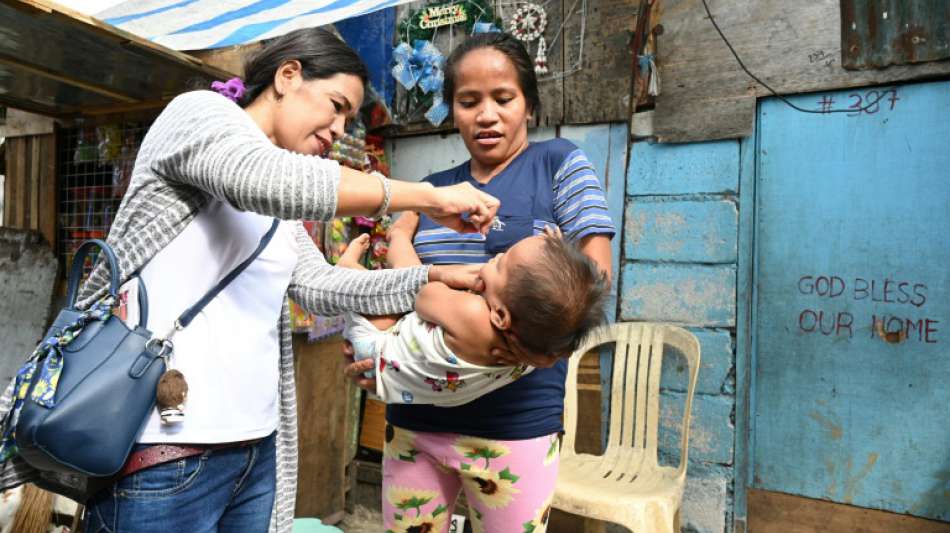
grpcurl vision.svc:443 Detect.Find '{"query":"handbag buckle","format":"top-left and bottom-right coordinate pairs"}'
top-left (146, 320), bottom-right (183, 359)
top-left (145, 337), bottom-right (174, 358)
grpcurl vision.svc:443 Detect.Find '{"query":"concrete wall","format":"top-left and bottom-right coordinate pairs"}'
top-left (623, 139), bottom-right (741, 533)
top-left (0, 229), bottom-right (57, 384)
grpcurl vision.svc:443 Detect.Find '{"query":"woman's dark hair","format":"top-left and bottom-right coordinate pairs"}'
top-left (443, 32), bottom-right (541, 115)
top-left (238, 27), bottom-right (369, 108)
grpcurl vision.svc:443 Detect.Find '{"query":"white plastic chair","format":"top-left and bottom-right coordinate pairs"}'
top-left (554, 322), bottom-right (701, 532)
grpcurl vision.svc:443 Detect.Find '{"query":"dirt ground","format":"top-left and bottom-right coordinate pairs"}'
top-left (337, 505), bottom-right (385, 533)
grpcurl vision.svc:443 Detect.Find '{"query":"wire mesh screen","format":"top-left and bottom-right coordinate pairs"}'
top-left (58, 122), bottom-right (150, 275)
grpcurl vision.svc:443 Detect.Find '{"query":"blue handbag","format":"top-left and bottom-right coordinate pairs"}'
top-left (3, 219), bottom-right (279, 478)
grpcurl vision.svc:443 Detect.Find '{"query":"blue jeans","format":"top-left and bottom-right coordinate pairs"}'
top-left (85, 432), bottom-right (276, 533)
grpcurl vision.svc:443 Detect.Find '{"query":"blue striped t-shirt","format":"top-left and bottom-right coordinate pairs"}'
top-left (387, 138), bottom-right (615, 440)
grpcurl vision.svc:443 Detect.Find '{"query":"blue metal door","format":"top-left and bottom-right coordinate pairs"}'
top-left (751, 81), bottom-right (950, 520)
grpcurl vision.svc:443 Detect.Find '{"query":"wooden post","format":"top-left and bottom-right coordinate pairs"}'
top-left (3, 132), bottom-right (57, 251)
top-left (293, 334), bottom-right (354, 520)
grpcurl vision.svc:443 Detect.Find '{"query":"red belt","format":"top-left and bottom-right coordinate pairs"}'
top-left (119, 438), bottom-right (263, 479)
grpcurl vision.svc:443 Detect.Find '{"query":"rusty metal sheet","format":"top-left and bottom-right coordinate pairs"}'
top-left (841, 0), bottom-right (950, 69)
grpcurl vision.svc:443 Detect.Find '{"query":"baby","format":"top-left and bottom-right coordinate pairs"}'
top-left (338, 228), bottom-right (609, 406)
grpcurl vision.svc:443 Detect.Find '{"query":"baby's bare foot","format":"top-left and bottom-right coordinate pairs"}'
top-left (337, 233), bottom-right (370, 269)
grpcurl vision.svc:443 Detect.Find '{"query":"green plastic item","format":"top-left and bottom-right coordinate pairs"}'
top-left (292, 518), bottom-right (344, 532)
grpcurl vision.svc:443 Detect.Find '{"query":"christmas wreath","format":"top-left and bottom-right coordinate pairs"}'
top-left (398, 0), bottom-right (500, 43)
top-left (509, 3), bottom-right (547, 42)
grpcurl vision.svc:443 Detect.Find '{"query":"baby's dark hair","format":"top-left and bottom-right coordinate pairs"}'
top-left (503, 236), bottom-right (610, 356)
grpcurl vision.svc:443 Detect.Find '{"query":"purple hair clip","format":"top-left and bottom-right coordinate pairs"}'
top-left (211, 77), bottom-right (246, 103)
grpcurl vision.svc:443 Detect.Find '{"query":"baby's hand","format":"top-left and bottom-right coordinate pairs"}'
top-left (342, 341), bottom-right (377, 393)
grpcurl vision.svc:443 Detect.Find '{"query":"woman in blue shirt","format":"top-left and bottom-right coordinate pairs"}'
top-left (346, 33), bottom-right (614, 533)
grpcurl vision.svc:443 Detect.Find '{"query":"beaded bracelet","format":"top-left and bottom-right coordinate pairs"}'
top-left (372, 172), bottom-right (392, 219)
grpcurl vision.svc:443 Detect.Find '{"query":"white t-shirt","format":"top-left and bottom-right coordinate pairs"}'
top-left (134, 200), bottom-right (297, 444)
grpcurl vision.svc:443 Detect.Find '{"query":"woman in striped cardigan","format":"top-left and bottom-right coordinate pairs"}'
top-left (0, 28), bottom-right (498, 533)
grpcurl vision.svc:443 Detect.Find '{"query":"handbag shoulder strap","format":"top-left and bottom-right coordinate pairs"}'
top-left (175, 218), bottom-right (280, 330)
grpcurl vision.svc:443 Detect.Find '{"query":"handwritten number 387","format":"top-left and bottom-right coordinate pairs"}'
top-left (848, 89), bottom-right (899, 116)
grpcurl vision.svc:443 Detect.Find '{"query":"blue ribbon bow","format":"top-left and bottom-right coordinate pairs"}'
top-left (392, 40), bottom-right (450, 126)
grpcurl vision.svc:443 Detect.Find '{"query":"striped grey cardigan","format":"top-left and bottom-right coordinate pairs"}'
top-left (0, 91), bottom-right (430, 532)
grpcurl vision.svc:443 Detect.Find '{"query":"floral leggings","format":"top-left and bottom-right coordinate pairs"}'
top-left (382, 424), bottom-right (559, 533)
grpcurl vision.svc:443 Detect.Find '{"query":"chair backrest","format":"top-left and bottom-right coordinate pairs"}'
top-left (562, 322), bottom-right (701, 473)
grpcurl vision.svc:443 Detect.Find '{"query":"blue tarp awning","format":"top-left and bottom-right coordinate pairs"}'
top-left (96, 0), bottom-right (415, 51)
